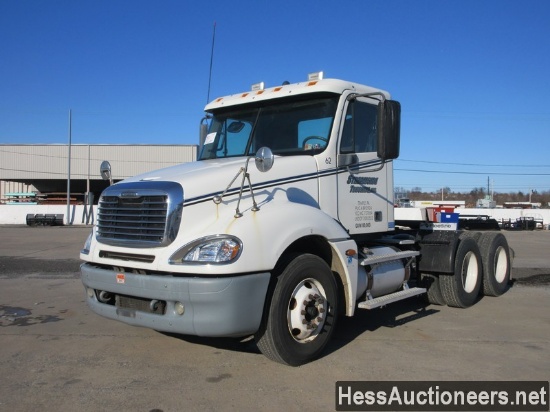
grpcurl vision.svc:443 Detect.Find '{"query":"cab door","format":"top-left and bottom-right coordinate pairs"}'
top-left (336, 97), bottom-right (394, 235)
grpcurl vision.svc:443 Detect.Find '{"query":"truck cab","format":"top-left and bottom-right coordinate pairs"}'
top-left (200, 74), bottom-right (399, 234)
top-left (80, 73), bottom-right (511, 366)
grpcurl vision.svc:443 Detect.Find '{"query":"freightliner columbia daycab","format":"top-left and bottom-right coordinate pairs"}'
top-left (80, 72), bottom-right (512, 366)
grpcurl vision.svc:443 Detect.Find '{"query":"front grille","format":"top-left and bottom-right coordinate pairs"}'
top-left (97, 181), bottom-right (183, 248)
top-left (99, 195), bottom-right (167, 242)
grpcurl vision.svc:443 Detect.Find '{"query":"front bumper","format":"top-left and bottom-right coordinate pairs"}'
top-left (81, 263), bottom-right (271, 337)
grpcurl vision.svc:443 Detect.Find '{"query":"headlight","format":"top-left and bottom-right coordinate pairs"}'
top-left (169, 235), bottom-right (242, 265)
top-left (81, 230), bottom-right (94, 255)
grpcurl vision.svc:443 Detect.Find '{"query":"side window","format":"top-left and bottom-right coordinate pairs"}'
top-left (201, 117), bottom-right (254, 159)
top-left (340, 101), bottom-right (378, 153)
top-left (220, 119), bottom-right (252, 156)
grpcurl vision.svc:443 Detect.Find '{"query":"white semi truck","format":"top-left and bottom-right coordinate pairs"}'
top-left (80, 72), bottom-right (512, 366)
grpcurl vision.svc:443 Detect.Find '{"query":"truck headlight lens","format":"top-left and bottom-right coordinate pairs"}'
top-left (169, 235), bottom-right (242, 264)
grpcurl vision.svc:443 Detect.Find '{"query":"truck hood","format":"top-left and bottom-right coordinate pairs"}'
top-left (119, 156), bottom-right (320, 205)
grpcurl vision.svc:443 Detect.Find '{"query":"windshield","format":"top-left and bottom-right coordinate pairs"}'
top-left (199, 95), bottom-right (339, 160)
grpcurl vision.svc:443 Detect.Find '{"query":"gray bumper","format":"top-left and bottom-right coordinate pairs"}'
top-left (81, 263), bottom-right (271, 337)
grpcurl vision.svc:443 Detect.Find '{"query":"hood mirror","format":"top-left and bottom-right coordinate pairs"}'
top-left (100, 160), bottom-right (113, 186)
top-left (255, 147), bottom-right (274, 172)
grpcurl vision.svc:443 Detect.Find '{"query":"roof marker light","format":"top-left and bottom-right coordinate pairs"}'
top-left (308, 71), bottom-right (324, 81)
top-left (251, 82), bottom-right (265, 91)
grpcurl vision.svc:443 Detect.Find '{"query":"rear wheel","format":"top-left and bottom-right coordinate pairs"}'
top-left (420, 273), bottom-right (446, 306)
top-left (479, 232), bottom-right (511, 296)
top-left (459, 231), bottom-right (482, 242)
top-left (255, 254), bottom-right (338, 366)
top-left (440, 237), bottom-right (482, 308)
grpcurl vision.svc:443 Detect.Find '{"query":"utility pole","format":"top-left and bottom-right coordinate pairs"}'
top-left (66, 109), bottom-right (72, 225)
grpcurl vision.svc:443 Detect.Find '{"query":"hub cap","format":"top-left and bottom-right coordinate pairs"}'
top-left (287, 278), bottom-right (327, 343)
top-left (462, 251), bottom-right (479, 293)
top-left (494, 246), bottom-right (508, 283)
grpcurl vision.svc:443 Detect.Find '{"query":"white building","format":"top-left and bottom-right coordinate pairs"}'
top-left (0, 144), bottom-right (198, 204)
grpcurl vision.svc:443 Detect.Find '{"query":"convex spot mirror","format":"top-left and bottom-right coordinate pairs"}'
top-left (255, 147), bottom-right (274, 172)
top-left (100, 160), bottom-right (111, 180)
top-left (100, 160), bottom-right (113, 185)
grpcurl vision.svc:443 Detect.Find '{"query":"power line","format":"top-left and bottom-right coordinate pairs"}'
top-left (0, 166), bottom-right (88, 178)
top-left (397, 159), bottom-right (550, 168)
top-left (0, 148), bottom-right (187, 165)
top-left (2, 147), bottom-right (547, 169)
top-left (0, 166), bottom-right (135, 179)
top-left (403, 111), bottom-right (550, 121)
top-left (395, 168), bottom-right (550, 176)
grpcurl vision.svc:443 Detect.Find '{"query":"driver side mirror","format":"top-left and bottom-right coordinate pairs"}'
top-left (100, 160), bottom-right (113, 186)
top-left (377, 99), bottom-right (401, 160)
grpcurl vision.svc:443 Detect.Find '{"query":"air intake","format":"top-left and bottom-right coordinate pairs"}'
top-left (97, 181), bottom-right (183, 248)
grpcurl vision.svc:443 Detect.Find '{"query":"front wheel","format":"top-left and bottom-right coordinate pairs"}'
top-left (255, 254), bottom-right (338, 366)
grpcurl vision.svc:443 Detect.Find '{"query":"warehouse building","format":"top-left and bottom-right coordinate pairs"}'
top-left (0, 144), bottom-right (198, 204)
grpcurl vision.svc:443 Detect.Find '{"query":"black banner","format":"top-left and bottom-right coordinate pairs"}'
top-left (336, 381), bottom-right (549, 411)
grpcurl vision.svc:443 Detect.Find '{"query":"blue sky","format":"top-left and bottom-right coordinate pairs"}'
top-left (1, 0), bottom-right (549, 194)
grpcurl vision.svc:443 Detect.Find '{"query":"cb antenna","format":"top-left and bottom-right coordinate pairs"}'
top-left (200, 22), bottom-right (216, 151)
top-left (207, 21), bottom-right (216, 104)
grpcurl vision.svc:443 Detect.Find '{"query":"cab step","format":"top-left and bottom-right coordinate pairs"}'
top-left (357, 287), bottom-right (426, 310)
top-left (360, 250), bottom-right (419, 266)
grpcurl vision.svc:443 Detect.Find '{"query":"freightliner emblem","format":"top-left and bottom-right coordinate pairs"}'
top-left (120, 191), bottom-right (140, 198)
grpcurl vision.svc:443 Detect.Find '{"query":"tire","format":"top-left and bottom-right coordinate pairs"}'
top-left (479, 232), bottom-right (511, 296)
top-left (419, 273), bottom-right (446, 306)
top-left (440, 237), bottom-right (482, 308)
top-left (459, 231), bottom-right (482, 242)
top-left (255, 254), bottom-right (338, 366)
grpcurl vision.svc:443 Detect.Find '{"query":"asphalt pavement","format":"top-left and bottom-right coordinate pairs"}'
top-left (0, 226), bottom-right (549, 411)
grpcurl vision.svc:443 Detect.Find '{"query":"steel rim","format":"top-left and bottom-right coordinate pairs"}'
top-left (494, 246), bottom-right (508, 283)
top-left (462, 251), bottom-right (479, 293)
top-left (287, 278), bottom-right (327, 343)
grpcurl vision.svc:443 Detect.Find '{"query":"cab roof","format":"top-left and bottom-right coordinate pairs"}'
top-left (204, 77), bottom-right (390, 112)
